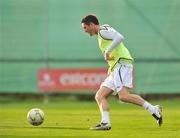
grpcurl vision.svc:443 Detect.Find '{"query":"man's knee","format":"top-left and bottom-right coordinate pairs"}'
top-left (95, 91), bottom-right (107, 103)
top-left (95, 87), bottom-right (112, 102)
top-left (95, 93), bottom-right (103, 102)
top-left (118, 89), bottom-right (130, 102)
top-left (118, 87), bottom-right (130, 102)
top-left (119, 94), bottom-right (129, 102)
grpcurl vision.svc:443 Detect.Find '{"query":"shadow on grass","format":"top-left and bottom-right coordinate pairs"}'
top-left (0, 125), bottom-right (88, 131)
top-left (41, 126), bottom-right (88, 130)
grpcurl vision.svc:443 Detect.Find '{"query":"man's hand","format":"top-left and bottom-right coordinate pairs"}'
top-left (104, 52), bottom-right (114, 61)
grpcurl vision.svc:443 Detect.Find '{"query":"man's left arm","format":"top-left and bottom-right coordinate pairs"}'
top-left (100, 29), bottom-right (124, 60)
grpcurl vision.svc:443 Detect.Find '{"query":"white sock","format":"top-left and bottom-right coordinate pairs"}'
top-left (101, 111), bottom-right (110, 125)
top-left (143, 101), bottom-right (155, 114)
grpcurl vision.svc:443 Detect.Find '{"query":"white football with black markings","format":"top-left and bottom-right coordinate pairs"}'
top-left (27, 108), bottom-right (44, 126)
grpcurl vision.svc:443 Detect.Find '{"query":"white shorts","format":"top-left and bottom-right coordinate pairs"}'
top-left (100, 62), bottom-right (133, 95)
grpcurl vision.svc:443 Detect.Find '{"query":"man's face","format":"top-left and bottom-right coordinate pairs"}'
top-left (81, 23), bottom-right (96, 36)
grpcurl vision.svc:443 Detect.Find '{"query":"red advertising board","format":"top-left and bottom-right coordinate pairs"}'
top-left (38, 68), bottom-right (107, 91)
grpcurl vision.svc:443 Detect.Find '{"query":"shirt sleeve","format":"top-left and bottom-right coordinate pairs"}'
top-left (99, 26), bottom-right (124, 54)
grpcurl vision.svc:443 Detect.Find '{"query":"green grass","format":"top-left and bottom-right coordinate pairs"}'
top-left (0, 98), bottom-right (180, 138)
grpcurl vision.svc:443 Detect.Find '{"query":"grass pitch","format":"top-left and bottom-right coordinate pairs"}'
top-left (0, 97), bottom-right (180, 138)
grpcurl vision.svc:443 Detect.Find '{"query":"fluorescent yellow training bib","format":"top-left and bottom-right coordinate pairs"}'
top-left (98, 29), bottom-right (133, 72)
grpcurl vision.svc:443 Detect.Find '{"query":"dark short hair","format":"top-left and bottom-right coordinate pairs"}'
top-left (81, 14), bottom-right (99, 25)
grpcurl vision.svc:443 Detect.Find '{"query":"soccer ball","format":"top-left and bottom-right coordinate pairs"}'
top-left (27, 108), bottom-right (44, 126)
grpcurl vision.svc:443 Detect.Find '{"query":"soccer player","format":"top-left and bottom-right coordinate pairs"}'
top-left (81, 14), bottom-right (163, 130)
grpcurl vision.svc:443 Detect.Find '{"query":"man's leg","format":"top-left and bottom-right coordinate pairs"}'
top-left (118, 86), bottom-right (145, 106)
top-left (118, 86), bottom-right (163, 126)
top-left (90, 86), bottom-right (113, 130)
